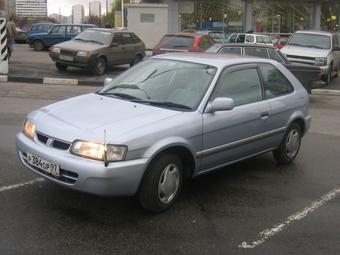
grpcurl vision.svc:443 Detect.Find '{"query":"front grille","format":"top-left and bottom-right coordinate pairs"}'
top-left (286, 55), bottom-right (315, 61)
top-left (36, 132), bottom-right (71, 151)
top-left (21, 152), bottom-right (78, 184)
top-left (60, 49), bottom-right (77, 56)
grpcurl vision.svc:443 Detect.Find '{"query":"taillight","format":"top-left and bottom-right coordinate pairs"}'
top-left (193, 36), bottom-right (200, 48)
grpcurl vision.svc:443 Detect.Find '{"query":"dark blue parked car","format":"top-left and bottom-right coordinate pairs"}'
top-left (27, 24), bottom-right (96, 51)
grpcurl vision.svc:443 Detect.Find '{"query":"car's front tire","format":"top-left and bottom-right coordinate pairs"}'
top-left (130, 54), bottom-right (143, 67)
top-left (273, 122), bottom-right (302, 165)
top-left (92, 57), bottom-right (107, 75)
top-left (33, 40), bottom-right (44, 51)
top-left (56, 62), bottom-right (67, 71)
top-left (138, 154), bottom-right (183, 213)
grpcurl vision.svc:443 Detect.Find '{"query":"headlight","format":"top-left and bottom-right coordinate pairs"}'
top-left (50, 47), bottom-right (61, 54)
top-left (77, 51), bottom-right (90, 58)
top-left (314, 57), bottom-right (327, 66)
top-left (70, 140), bottom-right (127, 162)
top-left (23, 119), bottom-right (35, 140)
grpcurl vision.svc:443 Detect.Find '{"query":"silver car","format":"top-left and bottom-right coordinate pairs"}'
top-left (16, 53), bottom-right (311, 212)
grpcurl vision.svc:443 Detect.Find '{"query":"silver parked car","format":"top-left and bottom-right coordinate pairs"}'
top-left (16, 53), bottom-right (311, 212)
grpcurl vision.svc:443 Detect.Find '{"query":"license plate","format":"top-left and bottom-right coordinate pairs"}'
top-left (27, 153), bottom-right (60, 177)
top-left (59, 55), bottom-right (73, 62)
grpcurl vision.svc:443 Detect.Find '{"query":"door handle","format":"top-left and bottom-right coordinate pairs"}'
top-left (260, 112), bottom-right (270, 119)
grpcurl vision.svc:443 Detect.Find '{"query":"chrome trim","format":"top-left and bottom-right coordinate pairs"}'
top-left (195, 148), bottom-right (275, 176)
top-left (196, 127), bottom-right (286, 158)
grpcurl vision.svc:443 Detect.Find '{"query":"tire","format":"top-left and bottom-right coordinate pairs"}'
top-left (130, 54), bottom-right (143, 67)
top-left (92, 57), bottom-right (107, 75)
top-left (138, 154), bottom-right (183, 213)
top-left (322, 64), bottom-right (332, 86)
top-left (273, 122), bottom-right (302, 165)
top-left (33, 40), bottom-right (44, 51)
top-left (335, 65), bottom-right (339, 78)
top-left (56, 62), bottom-right (67, 71)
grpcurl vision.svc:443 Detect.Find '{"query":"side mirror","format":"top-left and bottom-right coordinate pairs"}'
top-left (205, 97), bottom-right (234, 113)
top-left (104, 78), bottom-right (113, 86)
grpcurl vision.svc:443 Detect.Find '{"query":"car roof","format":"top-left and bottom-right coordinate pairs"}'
top-left (86, 28), bottom-right (130, 33)
top-left (52, 23), bottom-right (95, 26)
top-left (152, 52), bottom-right (276, 69)
top-left (213, 43), bottom-right (276, 49)
top-left (164, 32), bottom-right (200, 37)
top-left (295, 30), bottom-right (333, 36)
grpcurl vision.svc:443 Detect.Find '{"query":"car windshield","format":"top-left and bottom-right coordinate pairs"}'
top-left (159, 36), bottom-right (194, 48)
top-left (99, 59), bottom-right (217, 110)
top-left (288, 33), bottom-right (331, 49)
top-left (74, 30), bottom-right (112, 45)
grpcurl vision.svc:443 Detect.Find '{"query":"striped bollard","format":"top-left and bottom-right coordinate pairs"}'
top-left (0, 18), bottom-right (9, 75)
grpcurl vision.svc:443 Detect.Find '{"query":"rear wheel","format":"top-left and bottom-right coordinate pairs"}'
top-left (33, 40), bottom-right (44, 51)
top-left (273, 123), bottom-right (302, 165)
top-left (130, 54), bottom-right (143, 67)
top-left (92, 57), bottom-right (107, 75)
top-left (138, 154), bottom-right (183, 212)
top-left (56, 62), bottom-right (67, 71)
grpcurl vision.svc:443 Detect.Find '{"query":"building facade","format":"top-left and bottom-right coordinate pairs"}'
top-left (16, 0), bottom-right (47, 17)
top-left (89, 1), bottom-right (102, 17)
top-left (106, 0), bottom-right (117, 13)
top-left (133, 0), bottom-right (340, 33)
top-left (72, 4), bottom-right (85, 24)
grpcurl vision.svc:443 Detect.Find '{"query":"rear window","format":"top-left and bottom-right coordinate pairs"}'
top-left (131, 33), bottom-right (142, 43)
top-left (159, 36), bottom-right (194, 48)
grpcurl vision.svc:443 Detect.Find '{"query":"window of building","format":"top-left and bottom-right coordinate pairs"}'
top-left (141, 14), bottom-right (155, 23)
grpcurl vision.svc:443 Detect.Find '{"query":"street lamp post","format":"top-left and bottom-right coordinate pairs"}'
top-left (121, 0), bottom-right (124, 27)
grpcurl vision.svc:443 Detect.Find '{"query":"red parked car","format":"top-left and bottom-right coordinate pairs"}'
top-left (273, 36), bottom-right (289, 49)
top-left (152, 32), bottom-right (215, 56)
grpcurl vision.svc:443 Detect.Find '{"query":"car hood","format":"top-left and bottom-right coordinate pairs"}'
top-left (29, 93), bottom-right (183, 143)
top-left (281, 45), bottom-right (329, 58)
top-left (55, 40), bottom-right (107, 51)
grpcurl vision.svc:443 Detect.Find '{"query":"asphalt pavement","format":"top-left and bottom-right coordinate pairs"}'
top-left (0, 82), bottom-right (340, 254)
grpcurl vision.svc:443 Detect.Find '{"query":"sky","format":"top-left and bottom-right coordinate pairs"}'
top-left (47, 0), bottom-right (111, 16)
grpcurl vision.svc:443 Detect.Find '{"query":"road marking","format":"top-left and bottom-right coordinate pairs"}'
top-left (0, 178), bottom-right (45, 193)
top-left (239, 187), bottom-right (340, 249)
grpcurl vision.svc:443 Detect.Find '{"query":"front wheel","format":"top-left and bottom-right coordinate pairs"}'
top-left (56, 62), bottom-right (67, 71)
top-left (273, 123), bottom-right (302, 165)
top-left (33, 40), bottom-right (44, 51)
top-left (92, 57), bottom-right (107, 75)
top-left (138, 154), bottom-right (183, 212)
top-left (130, 55), bottom-right (143, 67)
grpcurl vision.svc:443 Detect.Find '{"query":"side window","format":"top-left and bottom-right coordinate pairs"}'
top-left (259, 63), bottom-right (294, 99)
top-left (229, 34), bottom-right (237, 43)
top-left (268, 49), bottom-right (285, 63)
top-left (122, 33), bottom-right (133, 44)
top-left (244, 47), bottom-right (268, 58)
top-left (256, 36), bottom-right (264, 43)
top-left (112, 33), bottom-right (123, 44)
top-left (245, 35), bottom-right (254, 43)
top-left (219, 47), bottom-right (242, 55)
top-left (211, 68), bottom-right (262, 107)
top-left (236, 34), bottom-right (245, 43)
top-left (51, 26), bottom-right (65, 35)
top-left (67, 26), bottom-right (81, 34)
top-left (131, 33), bottom-right (141, 43)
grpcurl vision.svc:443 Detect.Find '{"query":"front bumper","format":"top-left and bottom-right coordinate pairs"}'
top-left (49, 52), bottom-right (97, 68)
top-left (16, 132), bottom-right (148, 196)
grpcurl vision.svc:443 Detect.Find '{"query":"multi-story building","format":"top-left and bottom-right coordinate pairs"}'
top-left (72, 4), bottom-right (84, 24)
top-left (16, 0), bottom-right (47, 17)
top-left (89, 1), bottom-right (101, 17)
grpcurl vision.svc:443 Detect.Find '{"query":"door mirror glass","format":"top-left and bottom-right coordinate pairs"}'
top-left (206, 97), bottom-right (234, 113)
top-left (104, 78), bottom-right (113, 86)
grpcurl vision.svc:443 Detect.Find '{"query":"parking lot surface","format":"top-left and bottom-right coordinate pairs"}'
top-left (0, 81), bottom-right (340, 254)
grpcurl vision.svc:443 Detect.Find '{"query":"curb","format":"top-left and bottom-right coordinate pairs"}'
top-left (2, 75), bottom-right (103, 87)
top-left (311, 89), bottom-right (340, 96)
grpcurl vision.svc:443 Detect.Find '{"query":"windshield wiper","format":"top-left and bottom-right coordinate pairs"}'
top-left (85, 40), bottom-right (103, 45)
top-left (74, 38), bottom-right (86, 42)
top-left (132, 100), bottom-right (192, 110)
top-left (288, 43), bottom-right (304, 47)
top-left (97, 91), bottom-right (142, 100)
top-left (305, 45), bottom-right (326, 49)
top-left (109, 84), bottom-right (151, 99)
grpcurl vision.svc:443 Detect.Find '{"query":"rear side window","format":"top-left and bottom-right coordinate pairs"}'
top-left (259, 63), bottom-right (293, 99)
top-left (159, 36), bottom-right (194, 48)
top-left (131, 33), bottom-right (142, 43)
top-left (122, 33), bottom-right (133, 44)
top-left (245, 35), bottom-right (254, 43)
top-left (67, 26), bottom-right (81, 34)
top-left (112, 33), bottom-right (123, 44)
top-left (244, 47), bottom-right (268, 58)
top-left (219, 47), bottom-right (242, 55)
top-left (212, 68), bottom-right (262, 106)
top-left (50, 26), bottom-right (65, 34)
top-left (268, 49), bottom-right (285, 64)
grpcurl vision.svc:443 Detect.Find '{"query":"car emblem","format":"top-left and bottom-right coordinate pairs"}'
top-left (46, 138), bottom-right (54, 147)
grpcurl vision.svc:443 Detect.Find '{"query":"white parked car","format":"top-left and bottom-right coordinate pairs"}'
top-left (281, 30), bottom-right (340, 85)
top-left (228, 33), bottom-right (273, 46)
